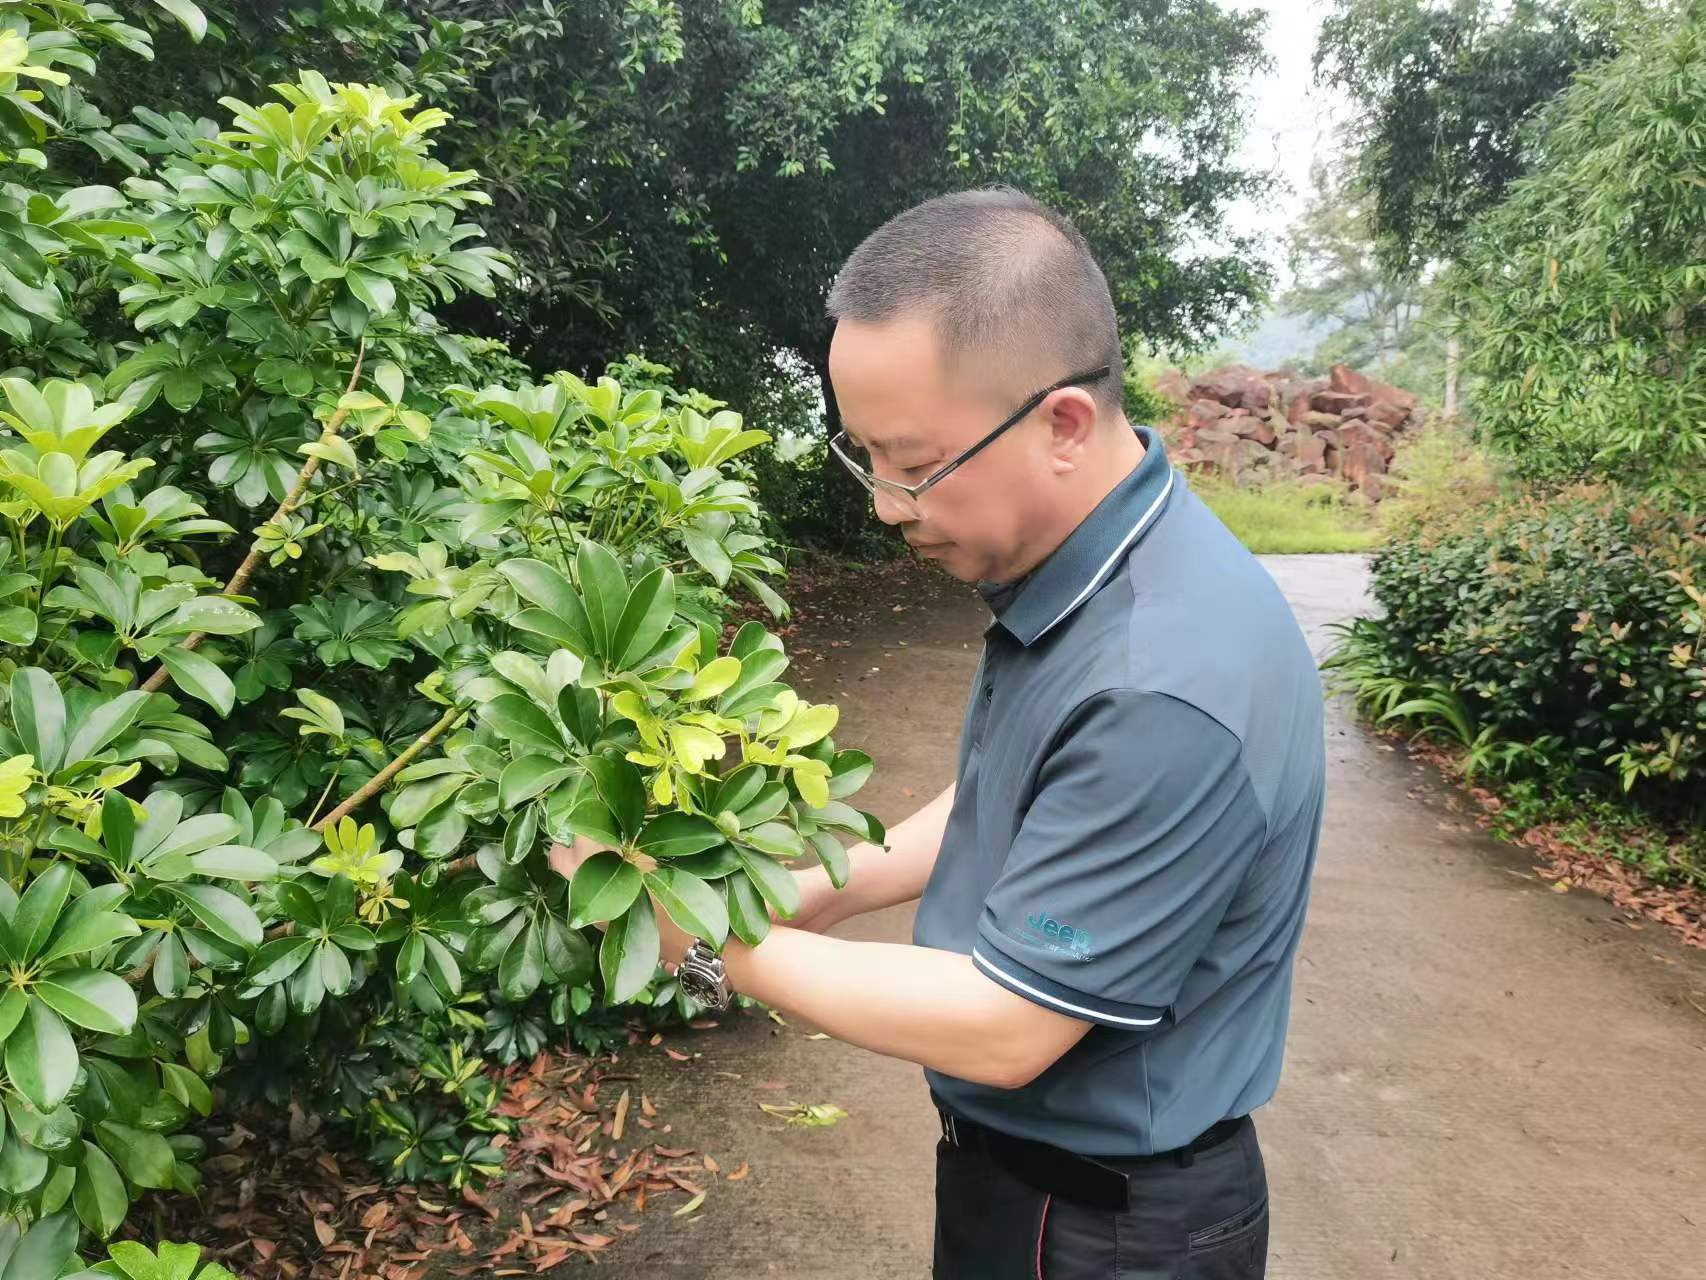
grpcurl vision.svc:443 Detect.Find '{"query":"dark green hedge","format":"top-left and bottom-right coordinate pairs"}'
top-left (1341, 487), bottom-right (1706, 808)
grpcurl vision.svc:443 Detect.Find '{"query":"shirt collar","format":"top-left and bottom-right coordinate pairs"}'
top-left (979, 426), bottom-right (1176, 647)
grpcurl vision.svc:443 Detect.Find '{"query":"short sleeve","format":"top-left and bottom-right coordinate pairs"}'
top-left (972, 690), bottom-right (1267, 1030)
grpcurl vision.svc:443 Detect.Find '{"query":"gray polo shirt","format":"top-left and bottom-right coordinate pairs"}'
top-left (913, 427), bottom-right (1325, 1158)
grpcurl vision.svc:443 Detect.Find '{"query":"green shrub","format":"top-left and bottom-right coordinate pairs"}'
top-left (1377, 418), bottom-right (1509, 537)
top-left (1124, 367), bottom-right (1179, 428)
top-left (1189, 473), bottom-right (1379, 554)
top-left (1328, 486), bottom-right (1706, 809)
top-left (0, 2), bottom-right (878, 1255)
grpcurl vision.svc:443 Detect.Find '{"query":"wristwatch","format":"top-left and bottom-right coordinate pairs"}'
top-left (677, 940), bottom-right (733, 1012)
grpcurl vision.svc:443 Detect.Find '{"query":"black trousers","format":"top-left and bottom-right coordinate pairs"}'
top-left (933, 1118), bottom-right (1269, 1279)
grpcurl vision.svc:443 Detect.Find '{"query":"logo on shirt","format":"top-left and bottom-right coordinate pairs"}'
top-left (1021, 910), bottom-right (1094, 960)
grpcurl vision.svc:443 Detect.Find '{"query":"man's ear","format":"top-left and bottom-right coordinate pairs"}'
top-left (1045, 388), bottom-right (1101, 474)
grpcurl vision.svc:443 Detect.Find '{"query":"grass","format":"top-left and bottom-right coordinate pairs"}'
top-left (1189, 473), bottom-right (1381, 554)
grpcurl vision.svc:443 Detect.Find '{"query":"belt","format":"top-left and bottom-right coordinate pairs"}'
top-left (935, 1106), bottom-right (1247, 1212)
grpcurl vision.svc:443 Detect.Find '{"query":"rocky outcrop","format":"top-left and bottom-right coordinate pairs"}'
top-left (1150, 363), bottom-right (1421, 501)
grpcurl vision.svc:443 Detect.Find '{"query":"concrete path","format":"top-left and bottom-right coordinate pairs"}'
top-left (590, 554), bottom-right (1706, 1278)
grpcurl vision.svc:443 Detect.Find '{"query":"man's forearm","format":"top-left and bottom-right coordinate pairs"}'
top-left (721, 926), bottom-right (1054, 1089)
top-left (801, 783), bottom-right (956, 927)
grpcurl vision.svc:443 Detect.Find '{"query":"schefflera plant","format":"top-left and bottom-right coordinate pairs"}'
top-left (387, 539), bottom-right (881, 1004)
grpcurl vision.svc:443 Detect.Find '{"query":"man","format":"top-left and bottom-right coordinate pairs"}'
top-left (555, 188), bottom-right (1325, 1279)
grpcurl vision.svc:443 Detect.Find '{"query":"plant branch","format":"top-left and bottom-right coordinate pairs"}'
top-left (311, 703), bottom-right (468, 834)
top-left (139, 341), bottom-right (368, 693)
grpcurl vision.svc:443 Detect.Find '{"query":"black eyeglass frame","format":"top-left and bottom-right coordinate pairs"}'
top-left (828, 364), bottom-right (1113, 507)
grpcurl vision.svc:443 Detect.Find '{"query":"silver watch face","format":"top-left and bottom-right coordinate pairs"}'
top-left (679, 949), bottom-right (728, 1007)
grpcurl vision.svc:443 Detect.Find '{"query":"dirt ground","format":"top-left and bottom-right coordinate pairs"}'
top-left (575, 554), bottom-right (1706, 1279)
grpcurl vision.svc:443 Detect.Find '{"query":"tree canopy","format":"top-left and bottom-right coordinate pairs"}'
top-left (1454, 6), bottom-right (1706, 485)
top-left (1315, 0), bottom-right (1625, 274)
top-left (132, 0), bottom-right (1276, 428)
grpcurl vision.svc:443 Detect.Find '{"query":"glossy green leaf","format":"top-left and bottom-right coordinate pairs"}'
top-left (725, 872), bottom-right (772, 947)
top-left (499, 756), bottom-right (573, 809)
top-left (666, 845), bottom-right (741, 879)
top-left (64, 690), bottom-right (149, 766)
top-left (247, 936), bottom-right (314, 986)
top-left (575, 540), bottom-right (627, 657)
top-left (497, 560), bottom-right (593, 652)
top-left (815, 800), bottom-right (881, 841)
top-left (479, 694), bottom-right (563, 755)
top-left (6, 1001), bottom-right (77, 1112)
top-left (35, 970), bottom-right (137, 1036)
top-left (599, 892), bottom-right (658, 1003)
top-left (0, 991), bottom-right (26, 1045)
top-left (644, 867), bottom-right (728, 946)
top-left (0, 1126), bottom-right (48, 1195)
top-left (583, 754), bottom-right (644, 840)
top-left (158, 645), bottom-right (236, 717)
top-left (172, 884), bottom-right (262, 948)
top-left (556, 685), bottom-right (602, 750)
top-left (828, 750), bottom-right (875, 799)
top-left (11, 670), bottom-right (66, 776)
top-left (712, 766), bottom-right (766, 816)
top-left (151, 0), bottom-right (208, 41)
top-left (413, 799), bottom-right (468, 856)
top-left (501, 804), bottom-right (540, 865)
top-left (808, 830), bottom-right (851, 889)
top-left (160, 1062), bottom-right (213, 1118)
top-left (568, 852), bottom-right (641, 926)
top-left (96, 1119), bottom-right (175, 1190)
top-left (0, 608), bottom-right (35, 647)
top-left (421, 934), bottom-right (461, 996)
top-left (0, 1207), bottom-right (78, 1279)
top-left (395, 933), bottom-right (425, 985)
top-left (12, 863), bottom-right (73, 962)
top-left (741, 821), bottom-right (805, 860)
top-left (72, 1143), bottom-right (127, 1238)
top-left (5, 1094), bottom-right (80, 1155)
top-left (683, 527), bottom-right (732, 585)
top-left (736, 849), bottom-right (800, 919)
top-left (612, 567), bottom-right (674, 669)
top-left (733, 781), bottom-right (788, 828)
top-left (186, 844), bottom-right (276, 881)
top-left (498, 921), bottom-right (544, 1001)
top-left (636, 812), bottom-right (725, 858)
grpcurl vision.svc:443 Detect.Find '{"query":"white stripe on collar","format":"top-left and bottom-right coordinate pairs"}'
top-left (1030, 467), bottom-right (1176, 645)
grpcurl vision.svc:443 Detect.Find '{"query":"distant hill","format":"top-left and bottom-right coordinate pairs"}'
top-left (1220, 307), bottom-right (1341, 371)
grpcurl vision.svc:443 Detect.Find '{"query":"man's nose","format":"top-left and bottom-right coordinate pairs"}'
top-left (871, 484), bottom-right (916, 527)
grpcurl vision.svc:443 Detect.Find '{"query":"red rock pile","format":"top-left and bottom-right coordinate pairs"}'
top-left (1150, 363), bottom-right (1420, 500)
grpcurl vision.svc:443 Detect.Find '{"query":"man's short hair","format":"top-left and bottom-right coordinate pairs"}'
top-left (826, 187), bottom-right (1124, 412)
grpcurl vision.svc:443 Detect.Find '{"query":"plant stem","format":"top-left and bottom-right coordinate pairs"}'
top-left (139, 340), bottom-right (368, 694)
top-left (311, 704), bottom-right (468, 833)
top-left (304, 758), bottom-right (345, 828)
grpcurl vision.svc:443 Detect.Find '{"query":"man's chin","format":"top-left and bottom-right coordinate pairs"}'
top-left (910, 541), bottom-right (977, 581)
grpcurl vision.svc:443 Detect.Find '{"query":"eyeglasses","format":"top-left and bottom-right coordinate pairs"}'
top-left (829, 365), bottom-right (1112, 520)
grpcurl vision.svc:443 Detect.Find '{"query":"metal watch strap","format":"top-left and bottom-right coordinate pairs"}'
top-left (679, 940), bottom-right (732, 1012)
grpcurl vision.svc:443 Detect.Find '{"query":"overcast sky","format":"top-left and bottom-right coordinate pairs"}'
top-left (1222, 0), bottom-right (1349, 285)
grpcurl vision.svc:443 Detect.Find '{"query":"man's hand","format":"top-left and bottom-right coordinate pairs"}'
top-left (779, 865), bottom-right (841, 933)
top-left (547, 839), bottom-right (696, 970)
